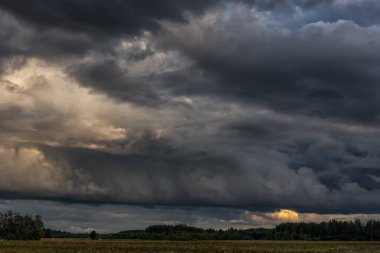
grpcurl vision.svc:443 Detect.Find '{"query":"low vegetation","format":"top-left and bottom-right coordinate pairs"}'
top-left (1, 239), bottom-right (380, 253)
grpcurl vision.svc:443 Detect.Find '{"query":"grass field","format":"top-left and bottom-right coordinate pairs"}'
top-left (1, 239), bottom-right (380, 253)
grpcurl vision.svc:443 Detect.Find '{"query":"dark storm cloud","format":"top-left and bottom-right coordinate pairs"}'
top-left (1, 0), bottom-right (380, 218)
top-left (0, 0), bottom-right (218, 72)
top-left (0, 0), bottom-right (218, 36)
top-left (2, 0), bottom-right (380, 117)
top-left (70, 60), bottom-right (161, 105)
top-left (0, 8), bottom-right (102, 69)
top-left (159, 12), bottom-right (380, 123)
top-left (1, 129), bottom-right (374, 214)
top-left (224, 113), bottom-right (380, 194)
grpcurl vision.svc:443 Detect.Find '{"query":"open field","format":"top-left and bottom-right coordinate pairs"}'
top-left (1, 239), bottom-right (380, 253)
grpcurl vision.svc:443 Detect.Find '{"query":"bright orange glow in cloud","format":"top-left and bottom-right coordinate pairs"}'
top-left (269, 209), bottom-right (299, 222)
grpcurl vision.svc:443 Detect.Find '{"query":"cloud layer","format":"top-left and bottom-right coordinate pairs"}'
top-left (0, 0), bottom-right (380, 229)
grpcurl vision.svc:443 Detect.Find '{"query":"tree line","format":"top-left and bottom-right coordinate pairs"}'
top-left (1, 211), bottom-right (380, 241)
top-left (112, 220), bottom-right (380, 241)
top-left (111, 225), bottom-right (271, 240)
top-left (274, 219), bottom-right (380, 240)
top-left (0, 212), bottom-right (44, 240)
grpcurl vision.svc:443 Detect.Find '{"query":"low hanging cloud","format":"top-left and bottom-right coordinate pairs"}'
top-left (2, 200), bottom-right (380, 232)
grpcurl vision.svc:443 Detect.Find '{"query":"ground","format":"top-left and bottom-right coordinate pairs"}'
top-left (1, 239), bottom-right (380, 253)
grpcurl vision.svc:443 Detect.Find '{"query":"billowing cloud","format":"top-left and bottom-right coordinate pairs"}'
top-left (0, 0), bottom-right (219, 36)
top-left (158, 6), bottom-right (380, 123)
top-left (0, 0), bottom-right (380, 231)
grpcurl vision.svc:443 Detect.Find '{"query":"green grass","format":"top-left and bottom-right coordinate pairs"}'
top-left (1, 239), bottom-right (380, 253)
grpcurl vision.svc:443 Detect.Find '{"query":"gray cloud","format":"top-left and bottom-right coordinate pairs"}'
top-left (0, 0), bottom-right (380, 222)
top-left (0, 0), bottom-right (219, 36)
top-left (69, 60), bottom-right (161, 105)
top-left (158, 7), bottom-right (380, 123)
top-left (1, 58), bottom-right (380, 213)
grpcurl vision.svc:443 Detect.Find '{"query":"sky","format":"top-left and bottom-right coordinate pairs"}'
top-left (0, 0), bottom-right (380, 233)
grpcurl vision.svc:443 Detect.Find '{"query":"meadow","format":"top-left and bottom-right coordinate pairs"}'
top-left (1, 239), bottom-right (380, 253)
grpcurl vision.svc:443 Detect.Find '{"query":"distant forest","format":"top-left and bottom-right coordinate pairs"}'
top-left (47, 220), bottom-right (380, 241)
top-left (110, 221), bottom-right (380, 241)
top-left (1, 211), bottom-right (380, 241)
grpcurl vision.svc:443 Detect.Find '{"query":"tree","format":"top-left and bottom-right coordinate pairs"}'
top-left (0, 212), bottom-right (45, 240)
top-left (90, 230), bottom-right (97, 240)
